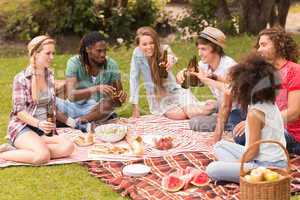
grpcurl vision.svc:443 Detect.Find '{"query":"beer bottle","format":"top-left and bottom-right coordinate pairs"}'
top-left (47, 102), bottom-right (57, 136)
top-left (86, 122), bottom-right (95, 144)
top-left (158, 50), bottom-right (168, 78)
top-left (112, 82), bottom-right (122, 107)
top-left (181, 56), bottom-right (203, 88)
top-left (181, 70), bottom-right (190, 89)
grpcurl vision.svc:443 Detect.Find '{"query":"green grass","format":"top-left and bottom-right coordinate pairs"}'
top-left (1, 36), bottom-right (300, 200)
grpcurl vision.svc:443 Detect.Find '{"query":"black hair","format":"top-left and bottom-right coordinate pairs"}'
top-left (79, 31), bottom-right (106, 67)
top-left (229, 54), bottom-right (281, 111)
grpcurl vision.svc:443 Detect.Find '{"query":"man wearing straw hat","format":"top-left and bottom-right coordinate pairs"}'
top-left (176, 26), bottom-right (241, 133)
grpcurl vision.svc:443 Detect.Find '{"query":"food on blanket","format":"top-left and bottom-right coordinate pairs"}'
top-left (89, 144), bottom-right (129, 155)
top-left (154, 136), bottom-right (174, 150)
top-left (190, 172), bottom-right (209, 187)
top-left (181, 167), bottom-right (202, 189)
top-left (161, 174), bottom-right (185, 192)
top-left (95, 124), bottom-right (128, 143)
top-left (244, 167), bottom-right (281, 183)
top-left (74, 134), bottom-right (94, 147)
top-left (126, 135), bottom-right (144, 155)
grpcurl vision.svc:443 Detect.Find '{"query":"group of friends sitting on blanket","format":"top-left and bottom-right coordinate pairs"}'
top-left (0, 25), bottom-right (300, 184)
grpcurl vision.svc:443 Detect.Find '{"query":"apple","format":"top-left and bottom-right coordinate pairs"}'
top-left (249, 169), bottom-right (264, 182)
top-left (264, 171), bottom-right (279, 182)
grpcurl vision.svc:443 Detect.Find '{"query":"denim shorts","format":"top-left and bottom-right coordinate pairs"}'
top-left (56, 97), bottom-right (98, 119)
top-left (10, 125), bottom-right (45, 146)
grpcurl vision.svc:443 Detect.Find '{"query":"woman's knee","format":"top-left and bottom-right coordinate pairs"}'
top-left (206, 161), bottom-right (223, 180)
top-left (164, 108), bottom-right (188, 120)
top-left (213, 140), bottom-right (229, 152)
top-left (57, 139), bottom-right (75, 157)
top-left (32, 149), bottom-right (51, 165)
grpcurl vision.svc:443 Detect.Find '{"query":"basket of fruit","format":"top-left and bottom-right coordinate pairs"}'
top-left (240, 140), bottom-right (290, 200)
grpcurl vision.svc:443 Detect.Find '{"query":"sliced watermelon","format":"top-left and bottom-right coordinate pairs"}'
top-left (161, 175), bottom-right (185, 192)
top-left (191, 172), bottom-right (209, 187)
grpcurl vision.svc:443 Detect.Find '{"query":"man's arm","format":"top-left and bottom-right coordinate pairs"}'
top-left (65, 77), bottom-right (98, 101)
top-left (213, 89), bottom-right (233, 143)
top-left (281, 90), bottom-right (300, 123)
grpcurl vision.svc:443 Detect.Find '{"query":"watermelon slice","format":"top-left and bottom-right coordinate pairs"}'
top-left (191, 172), bottom-right (209, 187)
top-left (161, 175), bottom-right (185, 192)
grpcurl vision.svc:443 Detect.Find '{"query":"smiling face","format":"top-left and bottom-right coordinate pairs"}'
top-left (196, 43), bottom-right (217, 64)
top-left (257, 35), bottom-right (277, 62)
top-left (87, 41), bottom-right (107, 67)
top-left (34, 43), bottom-right (55, 69)
top-left (138, 35), bottom-right (155, 57)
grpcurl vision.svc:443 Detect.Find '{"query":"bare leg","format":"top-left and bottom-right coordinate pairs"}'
top-left (41, 135), bottom-right (74, 159)
top-left (80, 99), bottom-right (114, 122)
top-left (164, 106), bottom-right (188, 120)
top-left (183, 99), bottom-right (218, 118)
top-left (0, 132), bottom-right (50, 165)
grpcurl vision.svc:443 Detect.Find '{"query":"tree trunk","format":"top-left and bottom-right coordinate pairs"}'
top-left (216, 0), bottom-right (232, 21)
top-left (239, 0), bottom-right (276, 34)
top-left (215, 0), bottom-right (235, 33)
top-left (277, 0), bottom-right (290, 27)
top-left (269, 0), bottom-right (290, 28)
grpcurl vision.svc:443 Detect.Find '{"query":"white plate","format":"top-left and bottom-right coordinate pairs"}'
top-left (95, 124), bottom-right (128, 143)
top-left (122, 164), bottom-right (151, 177)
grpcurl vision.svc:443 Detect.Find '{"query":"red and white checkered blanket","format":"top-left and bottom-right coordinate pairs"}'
top-left (2, 115), bottom-right (300, 199)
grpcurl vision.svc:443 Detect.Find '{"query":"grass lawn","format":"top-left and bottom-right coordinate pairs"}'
top-left (1, 35), bottom-right (300, 200)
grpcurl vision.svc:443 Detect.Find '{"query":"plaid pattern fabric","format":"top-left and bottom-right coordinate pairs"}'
top-left (84, 152), bottom-right (300, 200)
top-left (82, 115), bottom-right (300, 200)
top-left (7, 66), bottom-right (56, 142)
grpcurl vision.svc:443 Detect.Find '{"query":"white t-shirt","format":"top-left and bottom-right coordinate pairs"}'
top-left (198, 56), bottom-right (236, 105)
top-left (245, 102), bottom-right (286, 162)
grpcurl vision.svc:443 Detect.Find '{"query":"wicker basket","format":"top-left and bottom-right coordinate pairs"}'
top-left (240, 140), bottom-right (290, 200)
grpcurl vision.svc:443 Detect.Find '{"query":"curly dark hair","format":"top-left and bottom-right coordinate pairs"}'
top-left (229, 54), bottom-right (281, 111)
top-left (196, 37), bottom-right (225, 57)
top-left (255, 26), bottom-right (299, 62)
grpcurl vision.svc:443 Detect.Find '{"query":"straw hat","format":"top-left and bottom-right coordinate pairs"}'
top-left (199, 27), bottom-right (226, 49)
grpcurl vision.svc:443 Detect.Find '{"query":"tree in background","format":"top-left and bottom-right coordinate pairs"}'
top-left (178, 0), bottom-right (293, 35)
top-left (239, 0), bottom-right (291, 34)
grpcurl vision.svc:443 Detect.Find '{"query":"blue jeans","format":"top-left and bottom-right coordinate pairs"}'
top-left (206, 140), bottom-right (287, 183)
top-left (226, 108), bottom-right (246, 146)
top-left (284, 130), bottom-right (300, 155)
top-left (56, 98), bottom-right (97, 119)
top-left (225, 108), bottom-right (246, 131)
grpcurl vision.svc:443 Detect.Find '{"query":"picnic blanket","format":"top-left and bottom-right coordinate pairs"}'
top-left (81, 115), bottom-right (300, 200)
top-left (0, 115), bottom-right (218, 167)
top-left (84, 153), bottom-right (300, 200)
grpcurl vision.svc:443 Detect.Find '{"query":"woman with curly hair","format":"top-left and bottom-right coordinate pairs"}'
top-left (230, 27), bottom-right (300, 154)
top-left (206, 54), bottom-right (287, 183)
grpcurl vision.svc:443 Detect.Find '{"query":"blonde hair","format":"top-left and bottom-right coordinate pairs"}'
top-left (135, 26), bottom-right (166, 99)
top-left (28, 35), bottom-right (55, 102)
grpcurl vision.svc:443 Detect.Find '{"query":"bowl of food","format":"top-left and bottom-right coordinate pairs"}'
top-left (95, 124), bottom-right (128, 143)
